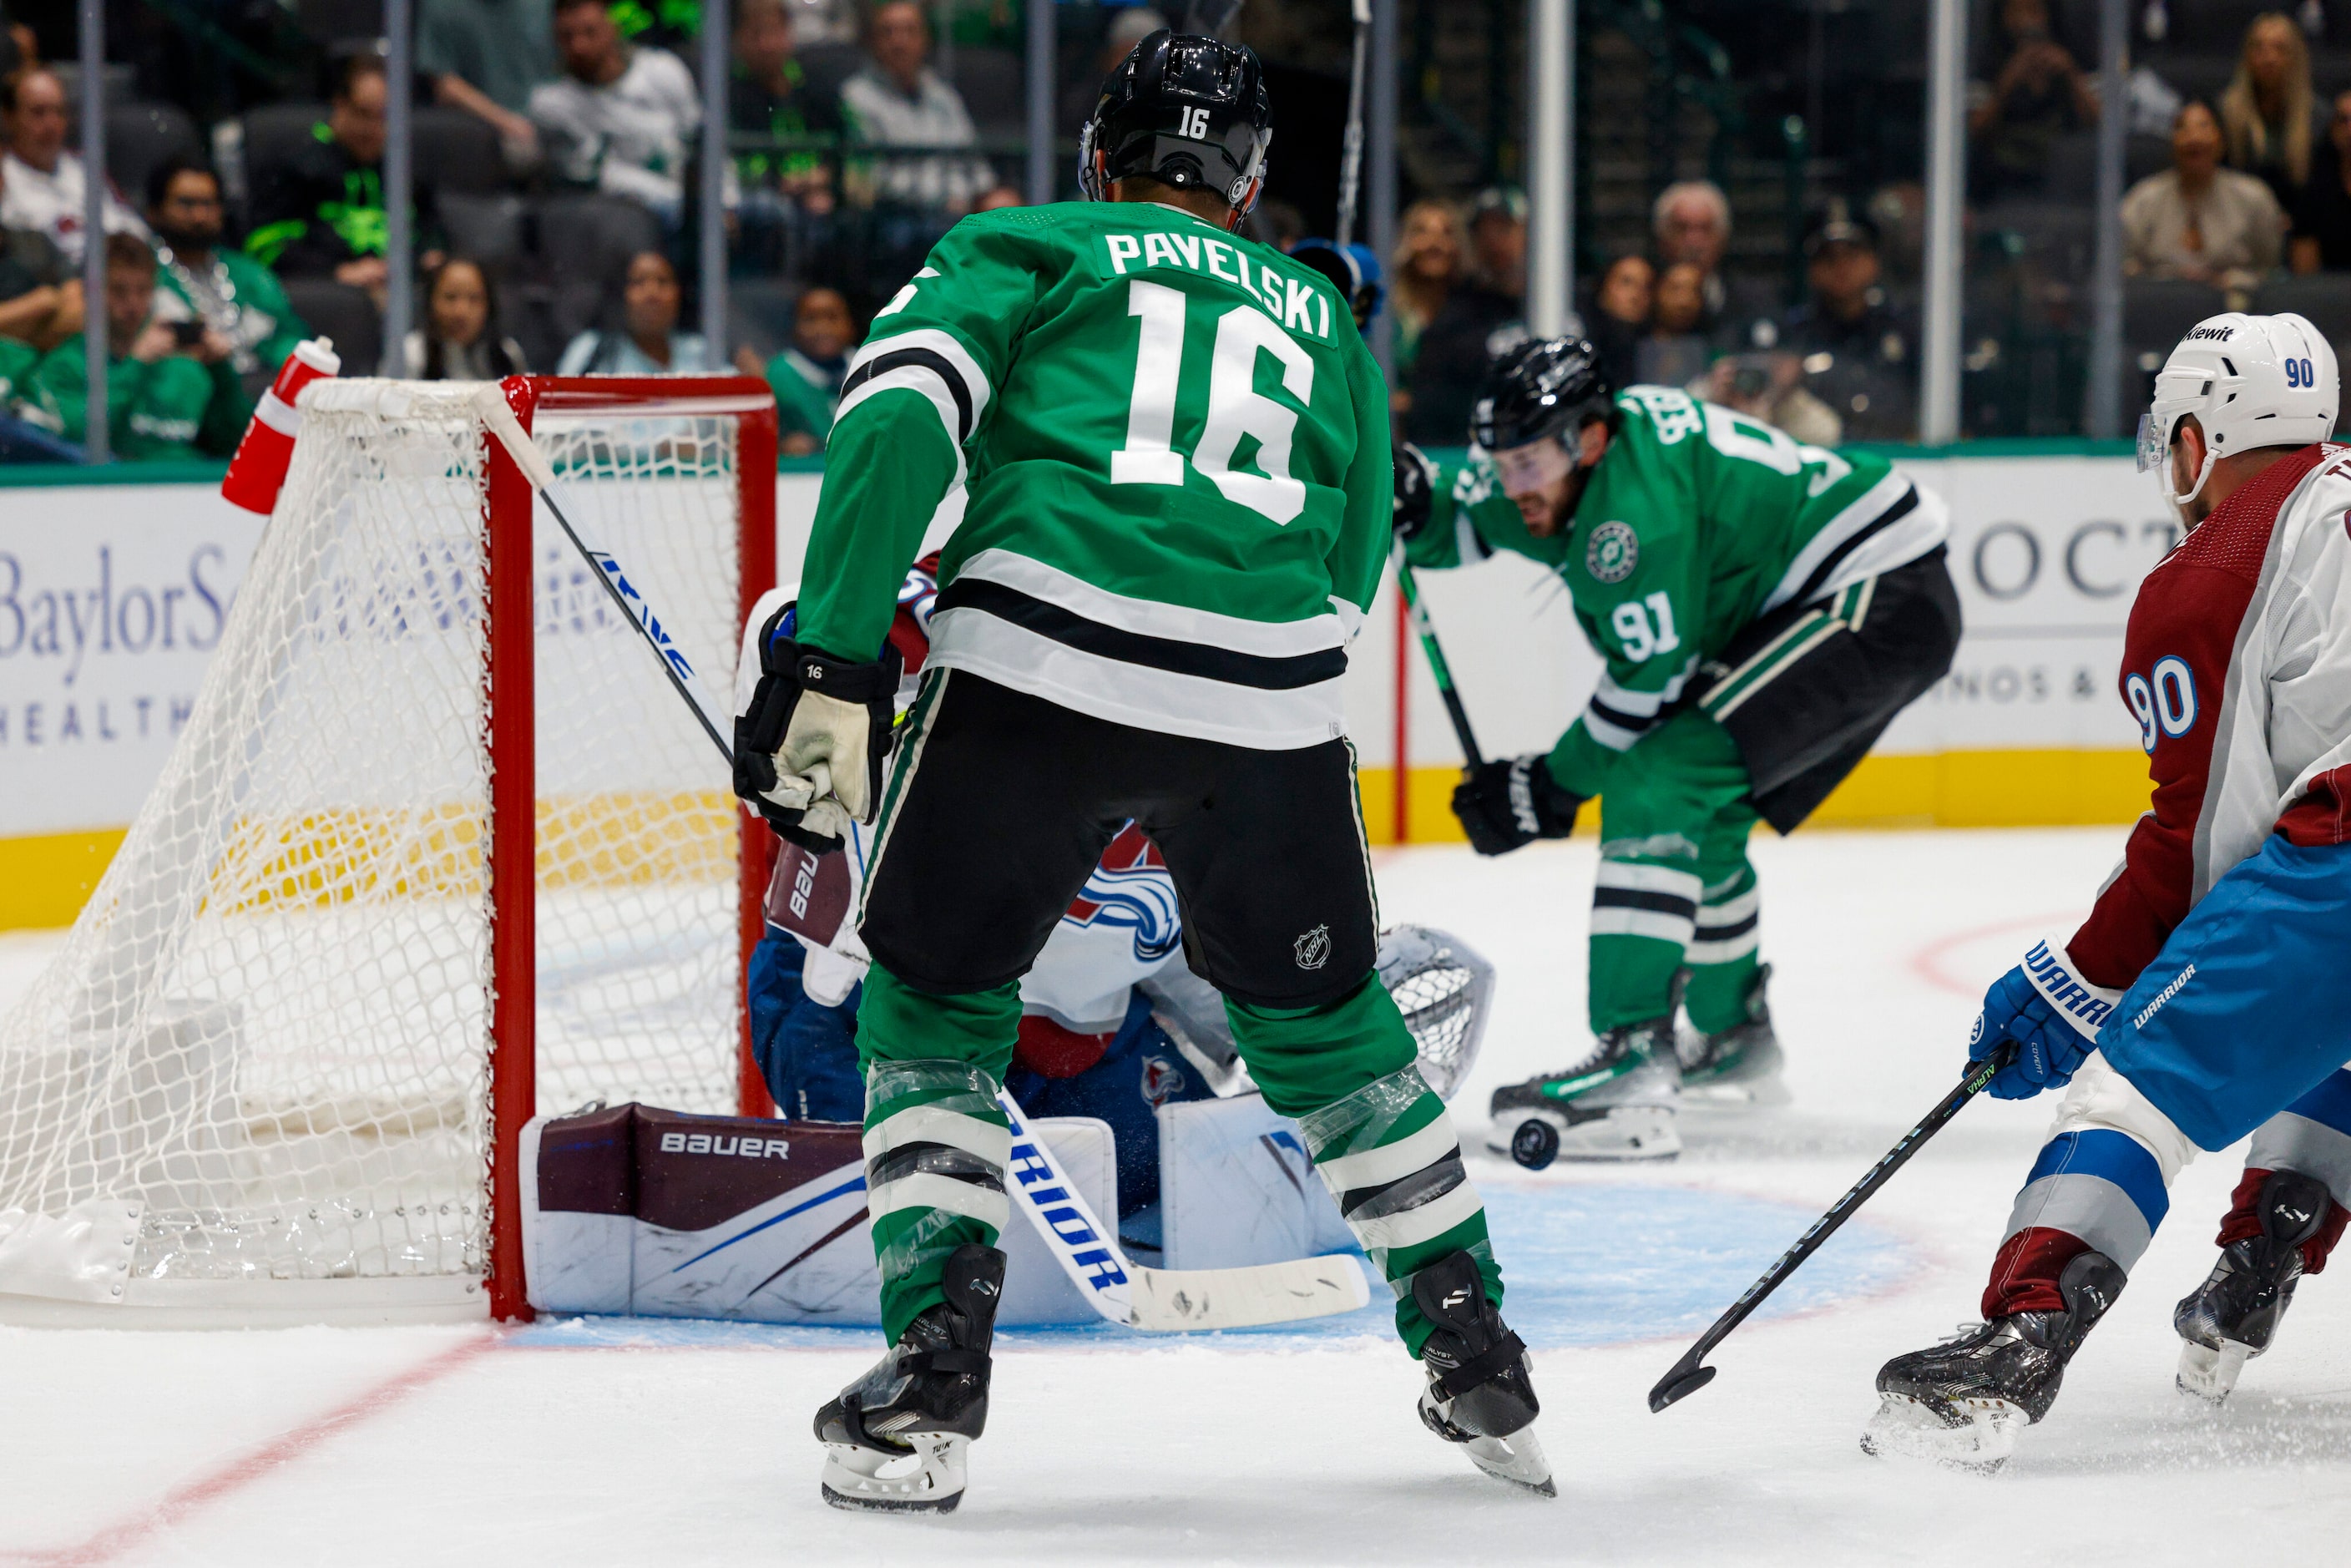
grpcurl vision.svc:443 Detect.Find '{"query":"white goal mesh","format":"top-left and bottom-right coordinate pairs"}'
top-left (0, 378), bottom-right (768, 1321)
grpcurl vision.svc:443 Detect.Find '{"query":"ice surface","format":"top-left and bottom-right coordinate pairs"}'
top-left (5, 830), bottom-right (2351, 1565)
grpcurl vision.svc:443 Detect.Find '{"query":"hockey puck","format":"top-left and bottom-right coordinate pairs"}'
top-left (1509, 1117), bottom-right (1560, 1171)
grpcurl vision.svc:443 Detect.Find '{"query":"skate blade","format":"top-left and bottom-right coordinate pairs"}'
top-left (1460, 1425), bottom-right (1557, 1497)
top-left (1679, 1075), bottom-right (1792, 1110)
top-left (1487, 1105), bottom-right (1681, 1163)
top-left (1858, 1393), bottom-right (2024, 1474)
top-left (2176, 1339), bottom-right (2252, 1407)
top-left (819, 1433), bottom-right (969, 1513)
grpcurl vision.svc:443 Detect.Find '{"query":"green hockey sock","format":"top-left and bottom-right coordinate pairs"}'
top-left (857, 964), bottom-right (1020, 1341)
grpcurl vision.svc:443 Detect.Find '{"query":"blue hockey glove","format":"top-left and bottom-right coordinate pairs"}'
top-left (1968, 938), bottom-right (2125, 1100)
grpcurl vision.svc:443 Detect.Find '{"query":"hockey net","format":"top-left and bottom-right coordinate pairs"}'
top-left (0, 376), bottom-right (778, 1323)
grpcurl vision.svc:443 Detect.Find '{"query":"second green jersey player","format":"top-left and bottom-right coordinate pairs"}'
top-left (1394, 338), bottom-right (1961, 1163)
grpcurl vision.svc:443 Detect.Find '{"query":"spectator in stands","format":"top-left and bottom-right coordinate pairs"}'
top-left (1466, 186), bottom-right (1527, 302)
top-left (2123, 99), bottom-right (2285, 299)
top-left (1651, 179), bottom-right (1768, 331)
top-left (0, 67), bottom-right (149, 266)
top-left (973, 185), bottom-right (1023, 213)
top-left (37, 233), bottom-right (248, 461)
top-left (390, 257), bottom-right (528, 380)
top-left (1752, 197), bottom-right (1918, 443)
top-left (146, 158), bottom-right (306, 392)
top-left (1387, 198), bottom-right (1463, 417)
top-left (420, 0), bottom-right (557, 167)
top-left (733, 0), bottom-right (842, 215)
top-left (0, 196), bottom-right (81, 352)
top-left (1968, 0), bottom-right (2099, 200)
top-left (534, 0), bottom-right (709, 230)
top-left (1585, 252), bottom-right (1651, 391)
top-left (840, 1), bottom-right (995, 215)
top-left (765, 284), bottom-right (854, 455)
top-left (0, 330), bottom-right (75, 462)
top-left (1639, 262), bottom-right (1714, 390)
top-left (247, 55), bottom-right (432, 314)
top-left (557, 249), bottom-right (715, 374)
top-left (1408, 197), bottom-right (1529, 448)
top-left (2221, 11), bottom-right (2318, 215)
top-left (2290, 88), bottom-right (2351, 272)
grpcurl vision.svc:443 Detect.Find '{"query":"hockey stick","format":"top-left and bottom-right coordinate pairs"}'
top-left (1333, 0), bottom-right (1372, 249)
top-left (999, 1090), bottom-right (1372, 1331)
top-left (1395, 554), bottom-right (1486, 767)
top-left (473, 389), bottom-right (1375, 1333)
top-left (470, 383), bottom-right (734, 760)
top-left (1647, 1044), bottom-right (2015, 1413)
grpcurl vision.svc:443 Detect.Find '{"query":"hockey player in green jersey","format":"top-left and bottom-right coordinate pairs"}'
top-left (732, 32), bottom-right (1549, 1512)
top-left (1395, 339), bottom-right (1961, 1162)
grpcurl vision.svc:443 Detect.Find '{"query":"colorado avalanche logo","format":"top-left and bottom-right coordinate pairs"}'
top-left (1062, 823), bottom-right (1181, 962)
top-left (1140, 1054), bottom-right (1187, 1107)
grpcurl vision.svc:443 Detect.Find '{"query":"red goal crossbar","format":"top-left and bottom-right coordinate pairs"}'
top-left (481, 375), bottom-right (780, 1321)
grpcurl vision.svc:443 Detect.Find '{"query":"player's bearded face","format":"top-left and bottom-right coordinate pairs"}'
top-left (1496, 438), bottom-right (1576, 538)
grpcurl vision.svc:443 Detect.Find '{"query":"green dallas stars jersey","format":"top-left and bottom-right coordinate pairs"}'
top-left (1404, 384), bottom-right (1944, 795)
top-left (794, 200), bottom-right (1390, 749)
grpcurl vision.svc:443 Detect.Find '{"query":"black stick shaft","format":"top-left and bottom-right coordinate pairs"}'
top-left (1396, 556), bottom-right (1484, 768)
top-left (1647, 1050), bottom-right (2007, 1412)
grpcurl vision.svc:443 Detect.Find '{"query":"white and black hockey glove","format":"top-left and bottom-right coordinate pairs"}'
top-left (1451, 755), bottom-right (1583, 857)
top-left (733, 601), bottom-right (902, 855)
top-left (1393, 441), bottom-right (1439, 546)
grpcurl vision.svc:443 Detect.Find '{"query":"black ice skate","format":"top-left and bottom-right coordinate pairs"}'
top-left (1412, 1250), bottom-right (1555, 1497)
top-left (1677, 964), bottom-right (1790, 1108)
top-left (2174, 1169), bottom-right (2332, 1404)
top-left (1489, 1011), bottom-right (1680, 1167)
top-left (817, 1243), bottom-right (1004, 1513)
top-left (1861, 1248), bottom-right (2125, 1473)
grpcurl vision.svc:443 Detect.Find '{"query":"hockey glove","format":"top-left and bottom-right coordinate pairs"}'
top-left (733, 601), bottom-right (902, 855)
top-left (1393, 442), bottom-right (1439, 546)
top-left (1967, 938), bottom-right (2124, 1100)
top-left (1451, 755), bottom-right (1583, 857)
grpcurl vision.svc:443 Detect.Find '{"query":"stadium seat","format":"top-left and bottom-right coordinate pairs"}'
top-left (281, 276), bottom-right (382, 373)
top-left (2125, 276), bottom-right (2227, 377)
top-left (436, 193), bottom-right (528, 279)
top-left (533, 193), bottom-right (665, 346)
top-left (948, 47), bottom-right (1026, 138)
top-left (240, 101), bottom-right (332, 200)
top-left (2253, 274), bottom-right (2351, 364)
top-left (104, 104), bottom-right (202, 208)
top-left (412, 106), bottom-right (508, 196)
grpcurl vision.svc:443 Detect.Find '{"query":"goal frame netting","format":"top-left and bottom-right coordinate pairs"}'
top-left (0, 374), bottom-right (779, 1326)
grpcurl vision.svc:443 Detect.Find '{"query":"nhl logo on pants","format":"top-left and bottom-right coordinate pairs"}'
top-left (1295, 924), bottom-right (1332, 970)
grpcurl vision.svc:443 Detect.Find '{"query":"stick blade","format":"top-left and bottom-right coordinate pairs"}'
top-left (1125, 1253), bottom-right (1371, 1333)
top-left (1647, 1361), bottom-right (1716, 1414)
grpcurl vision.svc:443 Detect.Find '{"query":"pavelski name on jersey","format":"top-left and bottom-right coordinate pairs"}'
top-left (1100, 230), bottom-right (1337, 341)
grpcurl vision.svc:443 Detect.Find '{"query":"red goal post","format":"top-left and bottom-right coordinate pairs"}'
top-left (485, 376), bottom-right (779, 1320)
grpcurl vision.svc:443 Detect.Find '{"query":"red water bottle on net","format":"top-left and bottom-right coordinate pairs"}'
top-left (220, 336), bottom-right (341, 515)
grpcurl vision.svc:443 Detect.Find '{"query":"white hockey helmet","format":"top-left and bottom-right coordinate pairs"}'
top-left (2137, 312), bottom-right (2338, 505)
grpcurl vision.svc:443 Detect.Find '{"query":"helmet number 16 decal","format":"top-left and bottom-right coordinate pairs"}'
top-left (1109, 277), bottom-right (1316, 524)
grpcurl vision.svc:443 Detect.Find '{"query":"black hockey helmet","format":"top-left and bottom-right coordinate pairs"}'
top-left (1470, 336), bottom-right (1618, 453)
top-left (1078, 30), bottom-right (1271, 225)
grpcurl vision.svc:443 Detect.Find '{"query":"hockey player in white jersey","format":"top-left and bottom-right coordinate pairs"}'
top-left (1864, 313), bottom-right (2351, 1469)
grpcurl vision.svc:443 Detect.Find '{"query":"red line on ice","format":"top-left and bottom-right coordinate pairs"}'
top-left (4, 1331), bottom-right (498, 1567)
top-left (1907, 911), bottom-right (2083, 996)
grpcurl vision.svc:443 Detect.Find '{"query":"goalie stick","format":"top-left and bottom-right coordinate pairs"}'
top-left (999, 1091), bottom-right (1370, 1331)
top-left (1647, 1044), bottom-right (2015, 1413)
top-left (472, 382), bottom-right (1376, 1334)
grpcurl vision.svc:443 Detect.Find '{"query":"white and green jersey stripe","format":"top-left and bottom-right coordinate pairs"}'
top-left (796, 200), bottom-right (1392, 749)
top-left (1407, 386), bottom-right (1945, 793)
